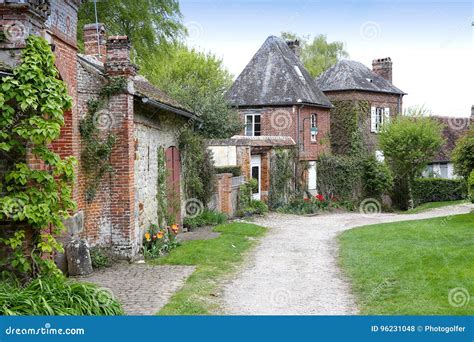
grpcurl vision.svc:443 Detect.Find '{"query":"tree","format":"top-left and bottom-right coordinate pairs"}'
top-left (141, 44), bottom-right (242, 139)
top-left (451, 128), bottom-right (474, 179)
top-left (77, 0), bottom-right (185, 59)
top-left (379, 108), bottom-right (445, 209)
top-left (281, 32), bottom-right (349, 78)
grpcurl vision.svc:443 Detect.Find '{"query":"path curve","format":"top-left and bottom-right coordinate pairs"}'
top-left (221, 203), bottom-right (473, 315)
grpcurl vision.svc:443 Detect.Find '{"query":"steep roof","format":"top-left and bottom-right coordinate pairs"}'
top-left (77, 54), bottom-right (198, 120)
top-left (315, 59), bottom-right (406, 95)
top-left (227, 36), bottom-right (332, 108)
top-left (431, 116), bottom-right (472, 162)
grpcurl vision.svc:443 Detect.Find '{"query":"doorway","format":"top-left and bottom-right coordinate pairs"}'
top-left (251, 155), bottom-right (261, 200)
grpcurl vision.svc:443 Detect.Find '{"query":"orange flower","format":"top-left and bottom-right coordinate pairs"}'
top-left (144, 232), bottom-right (151, 241)
top-left (170, 224), bottom-right (179, 233)
top-left (156, 231), bottom-right (164, 239)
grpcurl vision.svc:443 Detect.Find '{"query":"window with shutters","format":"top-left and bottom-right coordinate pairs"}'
top-left (371, 106), bottom-right (390, 133)
top-left (245, 114), bottom-right (261, 136)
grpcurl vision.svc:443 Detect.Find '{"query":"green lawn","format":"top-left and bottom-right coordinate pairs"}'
top-left (401, 200), bottom-right (466, 214)
top-left (152, 222), bottom-right (266, 315)
top-left (338, 213), bottom-right (474, 315)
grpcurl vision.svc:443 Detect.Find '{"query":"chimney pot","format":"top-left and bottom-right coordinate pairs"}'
top-left (83, 23), bottom-right (107, 63)
top-left (286, 40), bottom-right (301, 59)
top-left (105, 36), bottom-right (137, 77)
top-left (372, 57), bottom-right (392, 83)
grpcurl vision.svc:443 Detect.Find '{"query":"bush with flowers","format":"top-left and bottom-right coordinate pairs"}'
top-left (142, 223), bottom-right (180, 259)
top-left (277, 193), bottom-right (342, 215)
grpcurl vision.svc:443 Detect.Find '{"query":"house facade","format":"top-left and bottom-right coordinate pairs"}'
top-left (422, 112), bottom-right (473, 179)
top-left (0, 1), bottom-right (199, 264)
top-left (316, 58), bottom-right (406, 154)
top-left (226, 36), bottom-right (332, 195)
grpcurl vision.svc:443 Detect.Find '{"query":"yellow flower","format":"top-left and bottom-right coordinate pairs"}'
top-left (156, 231), bottom-right (164, 239)
top-left (171, 224), bottom-right (179, 233)
top-left (144, 232), bottom-right (151, 241)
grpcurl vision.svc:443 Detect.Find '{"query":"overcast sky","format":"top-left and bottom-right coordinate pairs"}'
top-left (180, 0), bottom-right (473, 117)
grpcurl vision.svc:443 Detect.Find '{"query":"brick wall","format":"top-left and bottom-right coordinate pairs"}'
top-left (237, 105), bottom-right (331, 161)
top-left (324, 90), bottom-right (403, 152)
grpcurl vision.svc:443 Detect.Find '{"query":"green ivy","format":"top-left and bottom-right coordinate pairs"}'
top-left (0, 35), bottom-right (76, 278)
top-left (79, 77), bottom-right (126, 202)
top-left (268, 147), bottom-right (297, 209)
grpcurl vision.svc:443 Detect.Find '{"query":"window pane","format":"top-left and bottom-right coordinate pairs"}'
top-left (254, 115), bottom-right (261, 123)
top-left (251, 166), bottom-right (259, 193)
top-left (245, 115), bottom-right (253, 136)
top-left (440, 163), bottom-right (448, 178)
top-left (254, 123), bottom-right (261, 136)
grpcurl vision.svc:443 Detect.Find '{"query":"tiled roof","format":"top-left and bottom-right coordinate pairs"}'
top-left (208, 135), bottom-right (296, 147)
top-left (432, 116), bottom-right (472, 162)
top-left (227, 36), bottom-right (332, 108)
top-left (316, 59), bottom-right (405, 95)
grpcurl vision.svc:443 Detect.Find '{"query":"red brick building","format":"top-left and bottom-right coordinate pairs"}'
top-left (226, 36), bottom-right (332, 196)
top-left (0, 1), bottom-right (199, 264)
top-left (316, 58), bottom-right (406, 154)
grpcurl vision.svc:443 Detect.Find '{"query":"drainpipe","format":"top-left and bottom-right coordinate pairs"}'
top-left (397, 94), bottom-right (403, 114)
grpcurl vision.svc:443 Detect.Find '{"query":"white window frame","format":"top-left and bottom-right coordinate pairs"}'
top-left (371, 106), bottom-right (390, 133)
top-left (310, 113), bottom-right (318, 142)
top-left (245, 114), bottom-right (261, 137)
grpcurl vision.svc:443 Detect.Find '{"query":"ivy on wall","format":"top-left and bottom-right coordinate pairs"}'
top-left (79, 77), bottom-right (126, 202)
top-left (0, 35), bottom-right (76, 278)
top-left (178, 128), bottom-right (215, 205)
top-left (330, 100), bottom-right (370, 156)
top-left (268, 147), bottom-right (297, 209)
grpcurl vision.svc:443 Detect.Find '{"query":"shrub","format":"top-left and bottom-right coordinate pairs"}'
top-left (0, 276), bottom-right (123, 315)
top-left (250, 200), bottom-right (269, 215)
top-left (214, 166), bottom-right (242, 177)
top-left (412, 178), bottom-right (467, 206)
top-left (183, 209), bottom-right (227, 230)
top-left (468, 170), bottom-right (474, 203)
top-left (452, 128), bottom-right (474, 179)
top-left (317, 155), bottom-right (363, 201)
top-left (90, 247), bottom-right (112, 269)
top-left (362, 156), bottom-right (393, 198)
top-left (142, 224), bottom-right (180, 259)
top-left (277, 193), bottom-right (341, 215)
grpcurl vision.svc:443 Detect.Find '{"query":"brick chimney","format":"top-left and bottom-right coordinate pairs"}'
top-left (105, 36), bottom-right (137, 77)
top-left (372, 57), bottom-right (392, 83)
top-left (286, 40), bottom-right (301, 59)
top-left (83, 23), bottom-right (107, 63)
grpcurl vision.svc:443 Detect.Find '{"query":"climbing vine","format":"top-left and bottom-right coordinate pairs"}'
top-left (156, 146), bottom-right (168, 227)
top-left (330, 100), bottom-right (369, 155)
top-left (268, 147), bottom-right (297, 209)
top-left (178, 128), bottom-right (215, 205)
top-left (79, 76), bottom-right (126, 202)
top-left (0, 35), bottom-right (76, 278)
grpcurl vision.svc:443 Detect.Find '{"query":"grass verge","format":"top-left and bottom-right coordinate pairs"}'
top-left (401, 200), bottom-right (466, 214)
top-left (152, 222), bottom-right (266, 315)
top-left (339, 213), bottom-right (474, 315)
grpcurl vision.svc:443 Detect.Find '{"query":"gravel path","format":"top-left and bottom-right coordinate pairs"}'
top-left (221, 203), bottom-right (473, 315)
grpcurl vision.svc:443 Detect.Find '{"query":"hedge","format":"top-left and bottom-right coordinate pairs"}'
top-left (412, 178), bottom-right (467, 205)
top-left (215, 165), bottom-right (241, 177)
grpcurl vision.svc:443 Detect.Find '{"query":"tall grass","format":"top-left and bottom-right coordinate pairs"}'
top-left (0, 276), bottom-right (123, 315)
